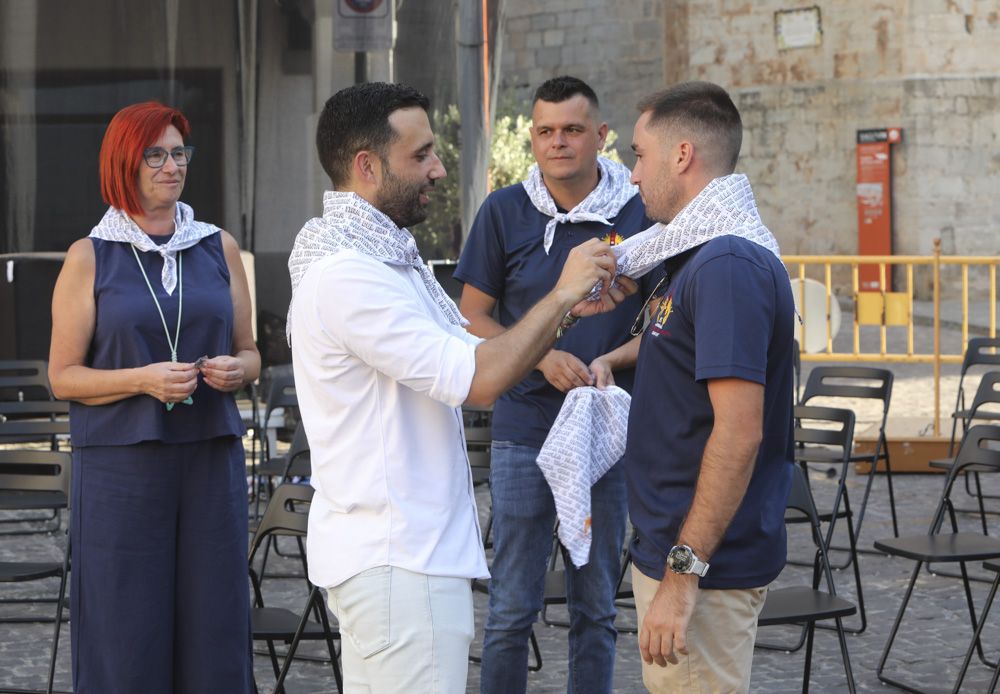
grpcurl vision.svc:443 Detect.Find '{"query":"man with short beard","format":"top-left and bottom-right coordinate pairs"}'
top-left (623, 81), bottom-right (795, 692)
top-left (285, 82), bottom-right (636, 693)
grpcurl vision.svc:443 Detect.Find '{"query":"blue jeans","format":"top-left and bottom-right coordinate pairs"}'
top-left (481, 441), bottom-right (627, 694)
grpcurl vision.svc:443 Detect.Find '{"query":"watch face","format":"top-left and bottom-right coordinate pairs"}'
top-left (668, 546), bottom-right (693, 573)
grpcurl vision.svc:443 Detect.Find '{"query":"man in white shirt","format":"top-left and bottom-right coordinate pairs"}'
top-left (286, 81), bottom-right (635, 694)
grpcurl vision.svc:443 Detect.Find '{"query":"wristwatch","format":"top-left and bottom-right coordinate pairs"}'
top-left (667, 544), bottom-right (710, 577)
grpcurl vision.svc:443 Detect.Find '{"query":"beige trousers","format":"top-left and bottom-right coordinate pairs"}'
top-left (632, 566), bottom-right (767, 694)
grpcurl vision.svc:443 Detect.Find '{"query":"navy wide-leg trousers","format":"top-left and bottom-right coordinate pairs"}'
top-left (70, 437), bottom-right (252, 694)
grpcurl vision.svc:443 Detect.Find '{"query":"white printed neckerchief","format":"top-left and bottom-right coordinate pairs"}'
top-left (88, 203), bottom-right (219, 295)
top-left (286, 191), bottom-right (467, 342)
top-left (536, 386), bottom-right (631, 568)
top-left (522, 156), bottom-right (638, 255)
top-left (611, 173), bottom-right (780, 282)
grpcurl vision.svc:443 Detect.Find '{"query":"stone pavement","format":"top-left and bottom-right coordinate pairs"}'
top-left (2, 307), bottom-right (999, 693)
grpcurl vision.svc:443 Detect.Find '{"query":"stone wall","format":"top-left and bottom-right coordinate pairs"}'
top-left (499, 0), bottom-right (665, 155)
top-left (498, 0), bottom-right (1000, 296)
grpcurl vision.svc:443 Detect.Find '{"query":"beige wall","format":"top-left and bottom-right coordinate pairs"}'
top-left (499, 0), bottom-right (1000, 295)
top-left (499, 0), bottom-right (666, 159)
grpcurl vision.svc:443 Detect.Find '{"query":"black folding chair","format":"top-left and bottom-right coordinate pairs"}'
top-left (463, 406), bottom-right (492, 547)
top-left (0, 414), bottom-right (70, 536)
top-left (951, 558), bottom-right (1000, 693)
top-left (874, 424), bottom-right (1000, 693)
top-left (257, 423), bottom-right (310, 578)
top-left (249, 482), bottom-right (342, 694)
top-left (789, 405), bottom-right (866, 634)
top-left (253, 367), bottom-right (297, 519)
top-left (469, 579), bottom-right (544, 673)
top-left (799, 366), bottom-right (897, 542)
top-left (930, 371), bottom-right (1000, 533)
top-left (756, 464), bottom-right (857, 694)
top-left (0, 449), bottom-right (72, 694)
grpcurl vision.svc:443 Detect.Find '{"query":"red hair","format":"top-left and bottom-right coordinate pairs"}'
top-left (99, 101), bottom-right (190, 217)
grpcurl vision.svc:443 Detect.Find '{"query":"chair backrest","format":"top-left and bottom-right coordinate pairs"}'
top-left (800, 366), bottom-right (892, 416)
top-left (784, 463), bottom-right (840, 592)
top-left (967, 371), bottom-right (1000, 418)
top-left (933, 424), bottom-right (1000, 532)
top-left (793, 405), bottom-right (856, 463)
top-left (952, 424), bottom-right (1000, 474)
top-left (0, 360), bottom-right (53, 402)
top-left (954, 338), bottom-right (1000, 412)
top-left (249, 482), bottom-right (313, 560)
top-left (283, 423), bottom-right (312, 478)
top-left (0, 418), bottom-right (71, 440)
top-left (263, 368), bottom-right (297, 422)
top-left (464, 416), bottom-right (492, 472)
top-left (0, 449), bottom-right (71, 496)
top-left (785, 462), bottom-right (821, 528)
top-left (286, 422), bottom-right (309, 459)
top-left (961, 337), bottom-right (1000, 375)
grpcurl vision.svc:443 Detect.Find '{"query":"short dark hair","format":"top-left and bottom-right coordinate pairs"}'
top-left (637, 81), bottom-right (743, 173)
top-left (532, 75), bottom-right (599, 112)
top-left (316, 82), bottom-right (430, 187)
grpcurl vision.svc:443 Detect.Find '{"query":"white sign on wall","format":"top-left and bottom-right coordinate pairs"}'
top-left (775, 6), bottom-right (822, 50)
top-left (334, 0), bottom-right (393, 52)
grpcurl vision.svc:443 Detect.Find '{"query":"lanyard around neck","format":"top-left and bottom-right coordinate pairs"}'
top-left (130, 244), bottom-right (193, 410)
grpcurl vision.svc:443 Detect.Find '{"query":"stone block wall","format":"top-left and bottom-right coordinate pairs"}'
top-left (498, 0), bottom-right (1000, 298)
top-left (499, 0), bottom-right (665, 154)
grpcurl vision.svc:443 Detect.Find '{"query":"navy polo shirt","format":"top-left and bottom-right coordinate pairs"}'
top-left (625, 235), bottom-right (795, 590)
top-left (454, 183), bottom-right (655, 449)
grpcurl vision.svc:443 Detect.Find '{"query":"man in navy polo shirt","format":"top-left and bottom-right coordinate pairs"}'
top-left (455, 76), bottom-right (653, 693)
top-left (624, 81), bottom-right (794, 692)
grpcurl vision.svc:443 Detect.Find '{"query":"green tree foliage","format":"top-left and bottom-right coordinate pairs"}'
top-left (416, 105), bottom-right (625, 260)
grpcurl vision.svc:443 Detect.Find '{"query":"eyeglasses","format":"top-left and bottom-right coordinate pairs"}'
top-left (629, 273), bottom-right (670, 336)
top-left (142, 145), bottom-right (195, 168)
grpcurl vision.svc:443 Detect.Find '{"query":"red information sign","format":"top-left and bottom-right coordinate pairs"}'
top-left (856, 128), bottom-right (901, 291)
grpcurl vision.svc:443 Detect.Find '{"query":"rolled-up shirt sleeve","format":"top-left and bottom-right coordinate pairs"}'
top-left (311, 252), bottom-right (483, 407)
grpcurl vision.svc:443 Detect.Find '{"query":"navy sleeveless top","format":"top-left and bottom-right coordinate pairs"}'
top-left (69, 232), bottom-right (246, 446)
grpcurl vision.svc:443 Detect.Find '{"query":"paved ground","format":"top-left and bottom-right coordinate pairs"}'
top-left (2, 303), bottom-right (999, 693)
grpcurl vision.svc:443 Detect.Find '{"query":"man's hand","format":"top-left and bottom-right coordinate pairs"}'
top-left (571, 275), bottom-right (638, 318)
top-left (588, 355), bottom-right (615, 389)
top-left (554, 239), bottom-right (617, 303)
top-left (639, 573), bottom-right (699, 667)
top-left (538, 350), bottom-right (594, 392)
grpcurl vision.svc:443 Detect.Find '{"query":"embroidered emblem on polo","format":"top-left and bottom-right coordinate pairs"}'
top-left (602, 230), bottom-right (624, 246)
top-left (650, 292), bottom-right (673, 336)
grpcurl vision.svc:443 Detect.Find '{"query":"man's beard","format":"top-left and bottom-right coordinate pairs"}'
top-left (376, 166), bottom-right (429, 229)
top-left (644, 180), bottom-right (683, 225)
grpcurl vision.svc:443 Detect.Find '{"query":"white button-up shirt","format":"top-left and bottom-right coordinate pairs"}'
top-left (290, 250), bottom-right (489, 588)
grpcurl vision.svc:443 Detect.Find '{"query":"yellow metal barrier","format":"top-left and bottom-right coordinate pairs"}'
top-left (784, 239), bottom-right (1000, 434)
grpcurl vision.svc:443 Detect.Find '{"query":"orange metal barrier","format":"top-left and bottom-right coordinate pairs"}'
top-left (784, 239), bottom-right (999, 434)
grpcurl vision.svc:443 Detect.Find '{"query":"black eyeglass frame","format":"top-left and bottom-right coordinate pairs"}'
top-left (142, 145), bottom-right (195, 168)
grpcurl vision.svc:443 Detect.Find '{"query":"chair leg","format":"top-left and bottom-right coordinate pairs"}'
top-left (990, 661), bottom-right (1000, 694)
top-left (265, 638), bottom-right (282, 687)
top-left (833, 616), bottom-right (857, 694)
top-left (884, 452), bottom-right (900, 537)
top-left (819, 498), bottom-right (866, 635)
top-left (957, 560), bottom-right (998, 668)
top-left (877, 561), bottom-right (922, 686)
top-left (528, 627), bottom-right (543, 672)
top-left (974, 472), bottom-right (990, 535)
top-left (274, 588), bottom-right (318, 693)
top-left (951, 572), bottom-right (1000, 693)
top-left (801, 621), bottom-right (815, 694)
top-left (46, 538), bottom-right (71, 694)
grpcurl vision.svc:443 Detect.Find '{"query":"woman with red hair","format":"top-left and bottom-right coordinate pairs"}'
top-left (49, 101), bottom-right (259, 693)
